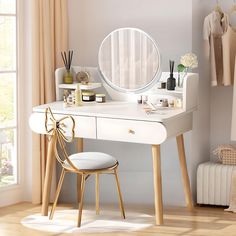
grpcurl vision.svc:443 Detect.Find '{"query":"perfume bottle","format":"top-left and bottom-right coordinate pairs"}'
top-left (75, 84), bottom-right (83, 106)
top-left (167, 60), bottom-right (176, 91)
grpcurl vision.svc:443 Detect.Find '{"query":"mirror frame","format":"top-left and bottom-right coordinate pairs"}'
top-left (98, 27), bottom-right (162, 94)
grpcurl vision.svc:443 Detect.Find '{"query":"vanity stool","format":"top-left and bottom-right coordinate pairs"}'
top-left (45, 107), bottom-right (125, 227)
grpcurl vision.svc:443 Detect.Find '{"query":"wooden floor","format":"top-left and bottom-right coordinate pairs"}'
top-left (0, 203), bottom-right (236, 236)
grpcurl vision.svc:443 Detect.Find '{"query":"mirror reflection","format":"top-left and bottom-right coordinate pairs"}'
top-left (98, 28), bottom-right (161, 93)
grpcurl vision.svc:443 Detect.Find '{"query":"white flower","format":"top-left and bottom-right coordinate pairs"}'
top-left (180, 53), bottom-right (198, 69)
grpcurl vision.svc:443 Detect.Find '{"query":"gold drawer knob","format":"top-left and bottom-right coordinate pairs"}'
top-left (128, 129), bottom-right (135, 134)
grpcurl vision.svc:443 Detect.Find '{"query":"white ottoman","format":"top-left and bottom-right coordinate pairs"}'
top-left (197, 161), bottom-right (236, 206)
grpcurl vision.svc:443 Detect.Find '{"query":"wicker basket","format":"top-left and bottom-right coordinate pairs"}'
top-left (213, 145), bottom-right (236, 165)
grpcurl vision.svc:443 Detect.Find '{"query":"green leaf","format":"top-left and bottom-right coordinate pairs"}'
top-left (177, 64), bottom-right (186, 72)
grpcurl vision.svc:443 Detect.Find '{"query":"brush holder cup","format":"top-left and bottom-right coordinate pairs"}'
top-left (63, 69), bottom-right (73, 84)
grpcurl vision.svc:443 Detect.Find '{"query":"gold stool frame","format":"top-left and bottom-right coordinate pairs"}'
top-left (45, 107), bottom-right (125, 227)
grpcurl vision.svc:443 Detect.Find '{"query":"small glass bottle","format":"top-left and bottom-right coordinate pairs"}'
top-left (75, 84), bottom-right (83, 106)
top-left (63, 95), bottom-right (68, 108)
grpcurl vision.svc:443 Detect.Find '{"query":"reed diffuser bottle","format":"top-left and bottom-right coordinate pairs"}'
top-left (167, 60), bottom-right (176, 91)
top-left (61, 50), bottom-right (74, 84)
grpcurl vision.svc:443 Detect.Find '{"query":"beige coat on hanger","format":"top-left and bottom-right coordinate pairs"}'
top-left (203, 11), bottom-right (227, 86)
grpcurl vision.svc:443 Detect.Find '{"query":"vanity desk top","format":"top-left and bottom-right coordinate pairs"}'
top-left (33, 100), bottom-right (186, 122)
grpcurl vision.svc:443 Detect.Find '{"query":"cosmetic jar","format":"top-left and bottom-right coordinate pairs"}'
top-left (96, 94), bottom-right (106, 103)
top-left (82, 91), bottom-right (95, 102)
top-left (161, 82), bottom-right (166, 89)
top-left (175, 98), bottom-right (182, 108)
top-left (156, 99), bottom-right (168, 108)
top-left (168, 100), bottom-right (174, 108)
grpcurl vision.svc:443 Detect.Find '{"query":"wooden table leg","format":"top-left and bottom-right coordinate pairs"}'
top-left (77, 138), bottom-right (83, 203)
top-left (152, 144), bottom-right (163, 225)
top-left (42, 135), bottom-right (56, 216)
top-left (77, 138), bottom-right (83, 153)
top-left (176, 134), bottom-right (194, 210)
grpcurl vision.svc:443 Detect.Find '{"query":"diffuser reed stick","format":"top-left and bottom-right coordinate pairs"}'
top-left (61, 50), bottom-right (74, 71)
top-left (169, 60), bottom-right (174, 76)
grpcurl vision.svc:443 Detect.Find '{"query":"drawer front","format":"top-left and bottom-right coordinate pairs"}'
top-left (29, 112), bottom-right (96, 139)
top-left (97, 118), bottom-right (167, 144)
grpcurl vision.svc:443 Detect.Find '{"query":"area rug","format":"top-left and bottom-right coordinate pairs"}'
top-left (21, 209), bottom-right (153, 233)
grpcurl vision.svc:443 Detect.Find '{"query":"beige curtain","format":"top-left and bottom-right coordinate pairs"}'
top-left (31, 0), bottom-right (68, 204)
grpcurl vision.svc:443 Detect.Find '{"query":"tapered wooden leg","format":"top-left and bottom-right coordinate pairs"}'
top-left (114, 169), bottom-right (125, 219)
top-left (176, 134), bottom-right (194, 210)
top-left (78, 174), bottom-right (85, 227)
top-left (49, 169), bottom-right (65, 220)
top-left (152, 144), bottom-right (163, 225)
top-left (77, 138), bottom-right (83, 152)
top-left (77, 138), bottom-right (83, 203)
top-left (77, 174), bottom-right (82, 203)
top-left (95, 173), bottom-right (100, 215)
top-left (42, 135), bottom-right (56, 216)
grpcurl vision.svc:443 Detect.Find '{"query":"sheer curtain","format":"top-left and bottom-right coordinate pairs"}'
top-left (31, 0), bottom-right (68, 204)
top-left (99, 29), bottom-right (159, 90)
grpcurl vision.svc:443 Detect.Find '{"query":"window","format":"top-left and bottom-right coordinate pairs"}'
top-left (0, 0), bottom-right (17, 187)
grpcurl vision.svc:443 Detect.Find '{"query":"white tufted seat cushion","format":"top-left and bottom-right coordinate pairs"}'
top-left (64, 152), bottom-right (118, 171)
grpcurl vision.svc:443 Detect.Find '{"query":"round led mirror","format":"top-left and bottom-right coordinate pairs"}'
top-left (98, 28), bottom-right (161, 93)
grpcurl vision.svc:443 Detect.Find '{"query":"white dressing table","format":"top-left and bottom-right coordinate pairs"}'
top-left (29, 28), bottom-right (198, 225)
top-left (30, 93), bottom-right (197, 225)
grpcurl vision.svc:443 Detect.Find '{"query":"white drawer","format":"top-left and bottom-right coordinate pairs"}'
top-left (97, 118), bottom-right (167, 144)
top-left (69, 115), bottom-right (96, 139)
top-left (29, 112), bottom-right (96, 139)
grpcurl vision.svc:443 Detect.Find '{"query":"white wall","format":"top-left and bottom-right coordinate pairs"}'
top-left (191, 1), bottom-right (236, 160)
top-left (210, 86), bottom-right (233, 158)
top-left (190, 0), bottom-right (212, 203)
top-left (58, 0), bottom-right (211, 206)
top-left (69, 0), bottom-right (192, 69)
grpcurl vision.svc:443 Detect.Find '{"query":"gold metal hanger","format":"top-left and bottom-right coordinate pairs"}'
top-left (214, 0), bottom-right (223, 14)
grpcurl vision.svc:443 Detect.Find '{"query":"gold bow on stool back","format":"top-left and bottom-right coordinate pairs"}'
top-left (45, 107), bottom-right (77, 171)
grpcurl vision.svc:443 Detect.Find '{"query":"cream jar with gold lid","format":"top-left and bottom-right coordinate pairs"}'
top-left (96, 94), bottom-right (106, 103)
top-left (82, 91), bottom-right (95, 102)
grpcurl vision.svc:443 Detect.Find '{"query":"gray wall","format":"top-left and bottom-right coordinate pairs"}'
top-left (190, 0), bottom-right (212, 203)
top-left (208, 2), bottom-right (236, 158)
top-left (58, 0), bottom-right (212, 206)
top-left (192, 1), bottom-right (236, 160)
